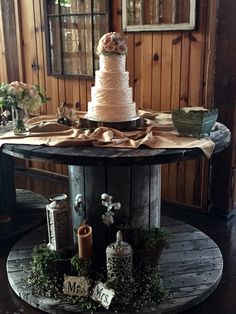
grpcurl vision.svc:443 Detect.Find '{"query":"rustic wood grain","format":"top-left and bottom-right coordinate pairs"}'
top-left (0, 2), bottom-right (7, 82)
top-left (0, 145), bottom-right (212, 167)
top-left (107, 166), bottom-right (131, 223)
top-left (68, 163), bottom-right (162, 247)
top-left (142, 33), bottom-right (153, 109)
top-left (150, 164), bottom-right (161, 226)
top-left (0, 189), bottom-right (47, 243)
top-left (68, 165), bottom-right (85, 242)
top-left (209, 0), bottom-right (236, 216)
top-left (151, 33), bottom-right (162, 112)
top-left (0, 150), bottom-right (15, 213)
top-left (0, 0), bottom-right (19, 81)
top-left (1, 122), bottom-right (230, 169)
top-left (131, 165), bottom-right (150, 227)
top-left (134, 33), bottom-right (143, 109)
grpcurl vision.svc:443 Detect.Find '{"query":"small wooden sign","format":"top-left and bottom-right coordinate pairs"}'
top-left (63, 275), bottom-right (90, 297)
top-left (92, 282), bottom-right (115, 309)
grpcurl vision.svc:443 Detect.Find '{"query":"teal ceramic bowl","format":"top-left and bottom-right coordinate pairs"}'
top-left (172, 107), bottom-right (218, 138)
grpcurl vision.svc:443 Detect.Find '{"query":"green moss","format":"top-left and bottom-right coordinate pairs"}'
top-left (71, 254), bottom-right (91, 276)
top-left (133, 264), bottom-right (168, 309)
top-left (27, 244), bottom-right (62, 297)
top-left (123, 226), bottom-right (169, 250)
top-left (27, 239), bottom-right (168, 311)
top-left (31, 244), bottom-right (60, 275)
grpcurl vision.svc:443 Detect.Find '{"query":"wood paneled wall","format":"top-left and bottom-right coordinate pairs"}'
top-left (0, 0), bottom-right (218, 209)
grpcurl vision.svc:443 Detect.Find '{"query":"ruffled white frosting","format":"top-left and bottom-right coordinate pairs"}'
top-left (87, 101), bottom-right (137, 122)
top-left (91, 86), bottom-right (133, 105)
top-left (87, 54), bottom-right (136, 122)
top-left (95, 70), bottom-right (129, 89)
top-left (99, 54), bottom-right (126, 72)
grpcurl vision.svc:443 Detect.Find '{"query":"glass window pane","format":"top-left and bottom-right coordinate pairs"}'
top-left (93, 15), bottom-right (108, 70)
top-left (161, 0), bottom-right (175, 24)
top-left (60, 0), bottom-right (91, 14)
top-left (176, 0), bottom-right (190, 23)
top-left (127, 0), bottom-right (135, 25)
top-left (84, 15), bottom-right (93, 75)
top-left (143, 0), bottom-right (161, 24)
top-left (47, 0), bottom-right (59, 14)
top-left (61, 15), bottom-right (79, 74)
top-left (61, 15), bottom-right (93, 75)
top-left (93, 0), bottom-right (106, 13)
top-left (49, 17), bottom-right (62, 73)
top-left (45, 0), bottom-right (110, 77)
top-left (127, 0), bottom-right (142, 26)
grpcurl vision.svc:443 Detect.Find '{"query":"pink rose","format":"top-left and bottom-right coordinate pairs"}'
top-left (29, 87), bottom-right (37, 97)
top-left (103, 36), bottom-right (113, 46)
top-left (118, 43), bottom-right (127, 54)
top-left (106, 42), bottom-right (117, 52)
top-left (10, 81), bottom-right (21, 88)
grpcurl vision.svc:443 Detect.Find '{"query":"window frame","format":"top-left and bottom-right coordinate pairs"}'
top-left (122, 0), bottom-right (196, 32)
top-left (44, 0), bottom-right (111, 79)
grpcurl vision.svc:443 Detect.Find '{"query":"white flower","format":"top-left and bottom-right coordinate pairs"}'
top-left (102, 212), bottom-right (114, 226)
top-left (101, 193), bottom-right (121, 226)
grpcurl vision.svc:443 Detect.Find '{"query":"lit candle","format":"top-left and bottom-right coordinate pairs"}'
top-left (77, 225), bottom-right (93, 260)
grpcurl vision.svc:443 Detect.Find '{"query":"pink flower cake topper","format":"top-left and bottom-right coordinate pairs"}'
top-left (97, 32), bottom-right (127, 56)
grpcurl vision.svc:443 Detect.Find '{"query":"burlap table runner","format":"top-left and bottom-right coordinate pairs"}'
top-left (0, 111), bottom-right (215, 158)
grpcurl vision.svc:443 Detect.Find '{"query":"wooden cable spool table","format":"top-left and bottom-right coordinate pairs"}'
top-left (0, 122), bottom-right (230, 238)
top-left (0, 122), bottom-right (230, 313)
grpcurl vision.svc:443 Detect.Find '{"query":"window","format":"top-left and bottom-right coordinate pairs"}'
top-left (122, 0), bottom-right (196, 32)
top-left (44, 0), bottom-right (111, 78)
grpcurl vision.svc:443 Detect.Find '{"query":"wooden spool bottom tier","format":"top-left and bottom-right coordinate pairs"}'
top-left (7, 216), bottom-right (223, 314)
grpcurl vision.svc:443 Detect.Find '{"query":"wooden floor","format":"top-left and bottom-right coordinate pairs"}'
top-left (0, 188), bottom-right (47, 246)
top-left (7, 215), bottom-right (223, 313)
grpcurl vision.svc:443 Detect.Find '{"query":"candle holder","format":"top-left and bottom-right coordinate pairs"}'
top-left (46, 194), bottom-right (72, 251)
top-left (106, 231), bottom-right (133, 303)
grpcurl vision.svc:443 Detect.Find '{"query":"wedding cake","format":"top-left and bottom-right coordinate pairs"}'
top-left (86, 32), bottom-right (137, 122)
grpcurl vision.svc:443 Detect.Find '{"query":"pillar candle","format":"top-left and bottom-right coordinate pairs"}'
top-left (77, 225), bottom-right (93, 260)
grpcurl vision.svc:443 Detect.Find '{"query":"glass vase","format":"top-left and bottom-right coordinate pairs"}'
top-left (11, 106), bottom-right (29, 135)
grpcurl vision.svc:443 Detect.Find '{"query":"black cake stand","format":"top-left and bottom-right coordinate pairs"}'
top-left (80, 115), bottom-right (144, 131)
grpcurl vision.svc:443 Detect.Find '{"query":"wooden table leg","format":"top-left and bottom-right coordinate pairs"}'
top-left (0, 150), bottom-right (16, 215)
top-left (68, 164), bottom-right (161, 244)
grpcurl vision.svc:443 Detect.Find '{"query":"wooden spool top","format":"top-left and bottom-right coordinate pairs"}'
top-left (1, 122), bottom-right (230, 166)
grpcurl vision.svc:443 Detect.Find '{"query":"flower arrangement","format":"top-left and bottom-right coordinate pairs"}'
top-left (101, 193), bottom-right (121, 226)
top-left (0, 81), bottom-right (46, 111)
top-left (97, 32), bottom-right (127, 56)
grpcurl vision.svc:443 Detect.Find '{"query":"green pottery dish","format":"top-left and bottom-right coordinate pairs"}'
top-left (172, 107), bottom-right (218, 138)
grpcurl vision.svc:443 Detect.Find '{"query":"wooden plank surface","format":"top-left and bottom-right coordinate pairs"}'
top-left (107, 166), bottom-right (131, 223)
top-left (0, 189), bottom-right (47, 244)
top-left (1, 121), bottom-right (230, 167)
top-left (7, 216), bottom-right (223, 314)
top-left (0, 150), bottom-right (16, 213)
top-left (131, 165), bottom-right (150, 226)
